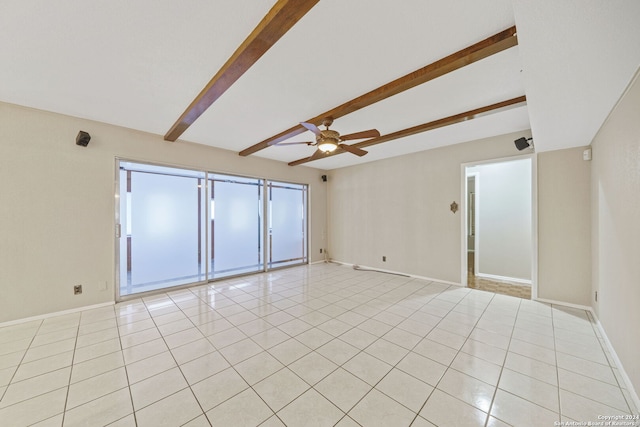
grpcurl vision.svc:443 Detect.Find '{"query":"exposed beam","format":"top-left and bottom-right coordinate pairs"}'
top-left (287, 96), bottom-right (527, 166)
top-left (164, 0), bottom-right (320, 142)
top-left (240, 26), bottom-right (518, 156)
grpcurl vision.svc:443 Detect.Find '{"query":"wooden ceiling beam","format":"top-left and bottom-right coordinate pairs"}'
top-left (240, 26), bottom-right (518, 156)
top-left (287, 96), bottom-right (527, 166)
top-left (164, 0), bottom-right (320, 142)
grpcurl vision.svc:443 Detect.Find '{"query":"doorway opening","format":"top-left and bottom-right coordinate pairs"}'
top-left (462, 155), bottom-right (536, 299)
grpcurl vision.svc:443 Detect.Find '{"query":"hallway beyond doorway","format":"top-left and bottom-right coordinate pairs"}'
top-left (468, 273), bottom-right (532, 299)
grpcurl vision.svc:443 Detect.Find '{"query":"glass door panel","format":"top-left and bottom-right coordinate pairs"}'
top-left (210, 175), bottom-right (263, 279)
top-left (268, 181), bottom-right (308, 268)
top-left (119, 163), bottom-right (206, 296)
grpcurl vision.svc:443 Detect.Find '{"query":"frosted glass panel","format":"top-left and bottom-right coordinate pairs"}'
top-left (120, 165), bottom-right (205, 296)
top-left (211, 176), bottom-right (263, 278)
top-left (269, 182), bottom-right (307, 268)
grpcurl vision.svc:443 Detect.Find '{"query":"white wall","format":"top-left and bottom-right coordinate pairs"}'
top-left (537, 147), bottom-right (591, 306)
top-left (328, 130), bottom-right (592, 308)
top-left (0, 102), bottom-right (327, 323)
top-left (328, 131), bottom-right (533, 283)
top-left (591, 70), bottom-right (640, 394)
top-left (472, 159), bottom-right (532, 282)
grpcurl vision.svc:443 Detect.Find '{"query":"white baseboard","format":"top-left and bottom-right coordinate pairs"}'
top-left (329, 260), bottom-right (463, 287)
top-left (476, 272), bottom-right (532, 286)
top-left (534, 297), bottom-right (592, 311)
top-left (589, 310), bottom-right (640, 415)
top-left (0, 302), bottom-right (115, 328)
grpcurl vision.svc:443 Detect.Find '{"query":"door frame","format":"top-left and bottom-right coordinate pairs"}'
top-left (466, 172), bottom-right (480, 276)
top-left (459, 153), bottom-right (538, 299)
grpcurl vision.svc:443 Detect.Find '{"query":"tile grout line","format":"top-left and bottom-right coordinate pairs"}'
top-left (550, 304), bottom-right (562, 424)
top-left (59, 313), bottom-right (82, 427)
top-left (263, 276), bottom-right (411, 423)
top-left (354, 284), bottom-right (460, 426)
top-left (7, 311), bottom-right (133, 425)
top-left (409, 289), bottom-right (506, 427)
top-left (85, 306), bottom-right (139, 427)
top-left (304, 280), bottom-right (444, 423)
top-left (0, 319), bottom-right (44, 404)
top-left (4, 319), bottom-right (81, 423)
top-left (114, 302), bottom-right (140, 427)
top-left (141, 290), bottom-right (216, 426)
top-left (355, 281), bottom-right (514, 423)
top-left (166, 281), bottom-right (340, 424)
top-left (191, 281), bottom-right (305, 424)
top-left (478, 295), bottom-right (522, 427)
top-left (182, 282), bottom-right (295, 425)
top-left (312, 283), bottom-right (489, 425)
top-left (586, 308), bottom-right (635, 415)
top-left (230, 271), bottom-right (382, 425)
top-left (236, 272), bottom-right (424, 423)
top-left (553, 307), bottom-right (635, 419)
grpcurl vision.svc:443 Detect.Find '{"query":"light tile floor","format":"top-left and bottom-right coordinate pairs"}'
top-left (1, 264), bottom-right (638, 427)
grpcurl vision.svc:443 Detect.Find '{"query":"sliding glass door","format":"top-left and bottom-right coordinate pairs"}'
top-left (117, 161), bottom-right (308, 298)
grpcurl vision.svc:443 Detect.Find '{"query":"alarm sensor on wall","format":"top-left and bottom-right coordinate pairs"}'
top-left (76, 131), bottom-right (91, 147)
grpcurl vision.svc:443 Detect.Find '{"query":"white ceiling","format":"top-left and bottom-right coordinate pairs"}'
top-left (1, 0), bottom-right (639, 170)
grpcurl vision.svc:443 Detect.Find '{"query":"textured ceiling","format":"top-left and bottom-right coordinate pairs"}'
top-left (512, 0), bottom-right (640, 152)
top-left (1, 1), bottom-right (638, 169)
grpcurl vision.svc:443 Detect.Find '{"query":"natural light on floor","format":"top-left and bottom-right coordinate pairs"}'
top-left (0, 263), bottom-right (635, 426)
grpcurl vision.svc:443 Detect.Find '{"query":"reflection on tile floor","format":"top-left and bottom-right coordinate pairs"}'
top-left (468, 274), bottom-right (532, 300)
top-left (1, 264), bottom-right (637, 426)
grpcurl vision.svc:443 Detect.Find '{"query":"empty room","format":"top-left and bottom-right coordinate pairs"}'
top-left (1, 0), bottom-right (639, 426)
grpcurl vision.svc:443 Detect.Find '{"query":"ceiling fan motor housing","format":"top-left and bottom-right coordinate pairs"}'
top-left (318, 129), bottom-right (340, 144)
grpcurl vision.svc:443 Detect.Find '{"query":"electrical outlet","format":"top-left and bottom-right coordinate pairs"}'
top-left (382, 256), bottom-right (386, 262)
top-left (320, 248), bottom-right (323, 254)
top-left (595, 291), bottom-right (598, 302)
top-left (74, 285), bottom-right (82, 295)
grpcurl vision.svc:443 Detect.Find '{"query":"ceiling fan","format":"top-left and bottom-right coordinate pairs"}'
top-left (273, 118), bottom-right (380, 160)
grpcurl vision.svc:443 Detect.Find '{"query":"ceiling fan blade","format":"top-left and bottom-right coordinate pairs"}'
top-left (308, 148), bottom-right (328, 161)
top-left (300, 122), bottom-right (322, 136)
top-left (339, 143), bottom-right (368, 157)
top-left (270, 141), bottom-right (313, 146)
top-left (292, 150), bottom-right (327, 162)
top-left (339, 129), bottom-right (380, 141)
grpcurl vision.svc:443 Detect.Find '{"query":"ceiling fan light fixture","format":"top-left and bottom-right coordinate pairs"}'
top-left (318, 141), bottom-right (338, 152)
